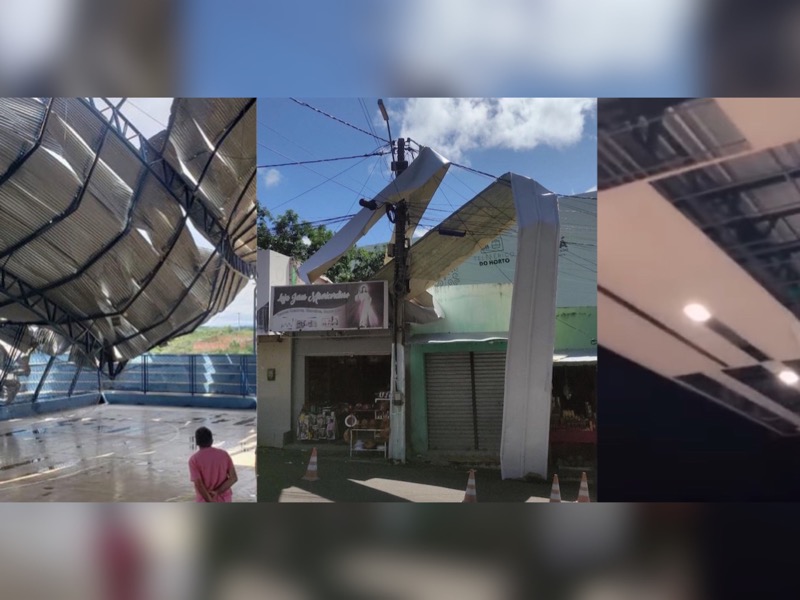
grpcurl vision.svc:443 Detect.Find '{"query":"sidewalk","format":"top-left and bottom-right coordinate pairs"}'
top-left (258, 446), bottom-right (594, 502)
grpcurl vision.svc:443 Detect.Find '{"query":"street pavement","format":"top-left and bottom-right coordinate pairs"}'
top-left (258, 446), bottom-right (594, 502)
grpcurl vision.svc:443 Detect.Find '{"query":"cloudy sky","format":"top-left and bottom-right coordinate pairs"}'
top-left (259, 97), bottom-right (596, 245)
top-left (115, 98), bottom-right (255, 328)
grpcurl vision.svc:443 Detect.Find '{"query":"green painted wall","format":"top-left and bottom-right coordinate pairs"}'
top-left (410, 283), bottom-right (596, 350)
top-left (407, 283), bottom-right (597, 454)
top-left (411, 284), bottom-right (514, 335)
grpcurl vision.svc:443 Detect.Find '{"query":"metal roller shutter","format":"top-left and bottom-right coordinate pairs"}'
top-left (425, 351), bottom-right (507, 452)
top-left (473, 352), bottom-right (506, 451)
top-left (425, 353), bottom-right (474, 450)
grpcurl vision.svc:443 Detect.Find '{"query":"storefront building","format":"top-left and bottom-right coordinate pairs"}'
top-left (257, 192), bottom-right (597, 476)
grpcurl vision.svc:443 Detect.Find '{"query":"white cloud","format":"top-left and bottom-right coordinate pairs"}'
top-left (412, 225), bottom-right (431, 239)
top-left (382, 0), bottom-right (697, 92)
top-left (264, 168), bottom-right (283, 188)
top-left (585, 185), bottom-right (597, 193)
top-left (203, 280), bottom-right (256, 328)
top-left (397, 98), bottom-right (594, 161)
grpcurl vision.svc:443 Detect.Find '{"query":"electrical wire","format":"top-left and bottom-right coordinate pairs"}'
top-left (450, 161), bottom-right (598, 201)
top-left (258, 150), bottom-right (390, 169)
top-left (259, 141), bottom-right (398, 205)
top-left (359, 98), bottom-right (393, 183)
top-left (450, 162), bottom-right (499, 180)
top-left (346, 153), bottom-right (383, 215)
top-left (265, 152), bottom-right (377, 211)
top-left (289, 98), bottom-right (389, 144)
top-left (259, 139), bottom-right (391, 203)
top-left (260, 121), bottom-right (387, 199)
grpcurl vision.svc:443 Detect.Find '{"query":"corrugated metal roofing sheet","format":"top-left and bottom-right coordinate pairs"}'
top-left (0, 97), bottom-right (255, 373)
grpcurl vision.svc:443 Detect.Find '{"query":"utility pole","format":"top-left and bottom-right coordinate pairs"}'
top-left (378, 98), bottom-right (410, 463)
top-left (390, 188), bottom-right (408, 463)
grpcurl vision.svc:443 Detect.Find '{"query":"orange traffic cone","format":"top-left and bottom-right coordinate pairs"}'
top-left (463, 469), bottom-right (477, 503)
top-left (549, 474), bottom-right (562, 502)
top-left (577, 471), bottom-right (591, 502)
top-left (302, 447), bottom-right (319, 481)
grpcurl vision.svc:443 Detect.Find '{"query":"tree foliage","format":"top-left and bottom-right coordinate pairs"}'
top-left (258, 207), bottom-right (386, 283)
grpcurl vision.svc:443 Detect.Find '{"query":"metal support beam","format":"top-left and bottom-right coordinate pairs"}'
top-left (0, 115), bottom-right (111, 261)
top-left (80, 98), bottom-right (255, 278)
top-left (0, 325), bottom-right (24, 390)
top-left (190, 354), bottom-right (196, 396)
top-left (240, 355), bottom-right (247, 397)
top-left (67, 364), bottom-right (82, 398)
top-left (0, 99), bottom-right (54, 187)
top-left (0, 266), bottom-right (103, 360)
top-left (31, 355), bottom-right (56, 404)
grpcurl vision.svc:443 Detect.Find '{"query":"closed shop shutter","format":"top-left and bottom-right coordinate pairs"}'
top-left (425, 353), bottom-right (474, 451)
top-left (425, 350), bottom-right (507, 452)
top-left (473, 352), bottom-right (506, 452)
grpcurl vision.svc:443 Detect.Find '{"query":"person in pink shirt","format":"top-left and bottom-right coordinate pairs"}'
top-left (188, 427), bottom-right (238, 502)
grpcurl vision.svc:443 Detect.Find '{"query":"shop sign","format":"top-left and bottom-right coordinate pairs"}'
top-left (270, 281), bottom-right (389, 332)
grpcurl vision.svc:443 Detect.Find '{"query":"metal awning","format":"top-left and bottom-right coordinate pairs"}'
top-left (373, 174), bottom-right (520, 300)
top-left (298, 146), bottom-right (450, 284)
top-left (410, 332), bottom-right (596, 364)
top-left (554, 349), bottom-right (598, 364)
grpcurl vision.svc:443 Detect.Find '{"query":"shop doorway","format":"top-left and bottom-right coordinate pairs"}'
top-left (305, 355), bottom-right (390, 406)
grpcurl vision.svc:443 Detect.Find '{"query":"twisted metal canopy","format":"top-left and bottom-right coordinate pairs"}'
top-left (0, 97), bottom-right (255, 385)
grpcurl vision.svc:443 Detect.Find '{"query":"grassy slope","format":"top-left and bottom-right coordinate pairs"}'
top-left (149, 327), bottom-right (254, 355)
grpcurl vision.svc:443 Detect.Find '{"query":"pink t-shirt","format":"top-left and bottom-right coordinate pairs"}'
top-left (189, 447), bottom-right (234, 502)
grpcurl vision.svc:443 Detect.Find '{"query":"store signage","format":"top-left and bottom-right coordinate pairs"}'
top-left (269, 281), bottom-right (389, 332)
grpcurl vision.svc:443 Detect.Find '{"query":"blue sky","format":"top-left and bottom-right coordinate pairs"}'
top-left (259, 98), bottom-right (597, 246)
top-left (187, 1), bottom-right (698, 97)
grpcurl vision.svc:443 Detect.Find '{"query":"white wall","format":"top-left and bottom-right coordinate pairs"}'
top-left (256, 249), bottom-right (291, 334)
top-left (257, 335), bottom-right (294, 448)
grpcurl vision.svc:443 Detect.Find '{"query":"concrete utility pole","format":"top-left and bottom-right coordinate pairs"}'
top-left (379, 97), bottom-right (410, 463)
top-left (389, 193), bottom-right (408, 463)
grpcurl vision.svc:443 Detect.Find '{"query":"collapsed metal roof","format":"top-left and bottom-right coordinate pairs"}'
top-left (0, 97), bottom-right (255, 389)
top-left (373, 173), bottom-right (520, 300)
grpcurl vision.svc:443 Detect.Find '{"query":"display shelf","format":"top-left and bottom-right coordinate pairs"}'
top-left (347, 395), bottom-right (389, 458)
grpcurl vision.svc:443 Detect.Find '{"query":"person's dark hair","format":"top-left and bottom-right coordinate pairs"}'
top-left (195, 427), bottom-right (213, 448)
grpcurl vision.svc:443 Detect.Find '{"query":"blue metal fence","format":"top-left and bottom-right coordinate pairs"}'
top-left (4, 353), bottom-right (256, 406)
top-left (108, 354), bottom-right (257, 396)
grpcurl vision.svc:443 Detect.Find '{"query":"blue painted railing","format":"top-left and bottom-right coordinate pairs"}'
top-left (4, 353), bottom-right (256, 406)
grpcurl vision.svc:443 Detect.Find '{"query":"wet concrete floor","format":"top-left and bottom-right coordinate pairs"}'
top-left (0, 404), bottom-right (256, 501)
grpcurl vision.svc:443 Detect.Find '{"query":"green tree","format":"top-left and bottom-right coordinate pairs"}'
top-left (258, 207), bottom-right (386, 282)
top-left (257, 207), bottom-right (332, 263)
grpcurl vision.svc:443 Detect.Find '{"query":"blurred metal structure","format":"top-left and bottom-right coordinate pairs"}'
top-left (599, 98), bottom-right (800, 435)
top-left (0, 97), bottom-right (255, 401)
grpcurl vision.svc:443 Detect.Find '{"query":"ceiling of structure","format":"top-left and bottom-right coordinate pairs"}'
top-left (599, 97), bottom-right (800, 436)
top-left (0, 97), bottom-right (255, 381)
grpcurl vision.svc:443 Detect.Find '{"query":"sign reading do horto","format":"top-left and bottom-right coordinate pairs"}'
top-left (269, 281), bottom-right (389, 332)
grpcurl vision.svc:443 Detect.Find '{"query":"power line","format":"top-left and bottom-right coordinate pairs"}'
top-left (450, 162), bottom-right (598, 201)
top-left (265, 151), bottom-right (376, 212)
top-left (359, 98), bottom-right (393, 183)
top-left (259, 140), bottom-right (398, 205)
top-left (289, 98), bottom-right (389, 144)
top-left (260, 121), bottom-right (387, 200)
top-left (450, 162), bottom-right (499, 180)
top-left (347, 152), bottom-right (383, 215)
top-left (258, 150), bottom-right (389, 169)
